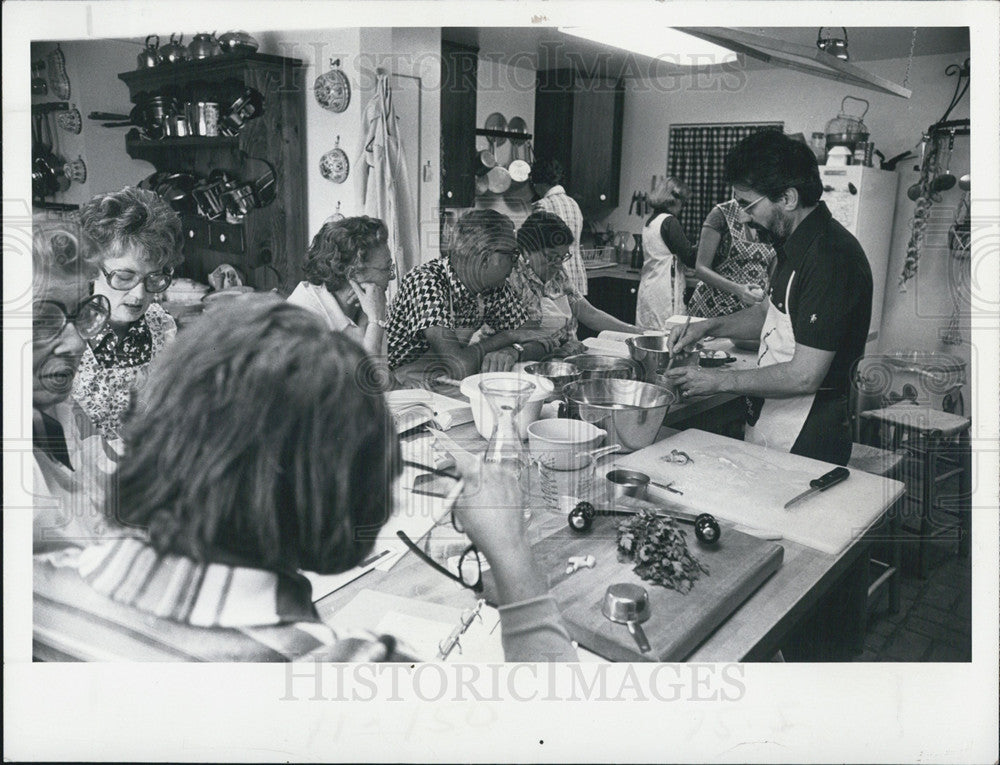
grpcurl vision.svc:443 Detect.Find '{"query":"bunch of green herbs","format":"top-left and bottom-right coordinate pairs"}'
top-left (616, 510), bottom-right (709, 593)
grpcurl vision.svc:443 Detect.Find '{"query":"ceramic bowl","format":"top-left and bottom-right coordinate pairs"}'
top-left (526, 418), bottom-right (606, 468)
top-left (460, 372), bottom-right (554, 440)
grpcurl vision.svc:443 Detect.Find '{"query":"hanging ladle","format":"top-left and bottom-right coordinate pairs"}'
top-left (958, 173), bottom-right (970, 192)
top-left (931, 130), bottom-right (957, 192)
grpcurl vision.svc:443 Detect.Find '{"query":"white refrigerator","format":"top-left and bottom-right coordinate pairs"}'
top-left (819, 165), bottom-right (899, 351)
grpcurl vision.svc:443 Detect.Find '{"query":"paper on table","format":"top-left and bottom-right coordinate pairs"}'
top-left (328, 588), bottom-right (503, 662)
top-left (302, 547), bottom-right (395, 602)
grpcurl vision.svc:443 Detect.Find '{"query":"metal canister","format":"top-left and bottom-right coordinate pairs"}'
top-left (853, 141), bottom-right (869, 167)
top-left (203, 102), bottom-right (220, 137)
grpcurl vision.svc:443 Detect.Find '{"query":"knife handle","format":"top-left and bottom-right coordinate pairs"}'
top-left (809, 466), bottom-right (850, 491)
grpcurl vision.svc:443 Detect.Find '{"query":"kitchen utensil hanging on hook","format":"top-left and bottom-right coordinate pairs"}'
top-left (314, 58), bottom-right (351, 113)
top-left (484, 111), bottom-right (508, 163)
top-left (931, 130), bottom-right (957, 192)
top-left (47, 44), bottom-right (70, 99)
top-left (906, 133), bottom-right (930, 202)
top-left (319, 136), bottom-right (350, 183)
top-left (56, 104), bottom-right (82, 134)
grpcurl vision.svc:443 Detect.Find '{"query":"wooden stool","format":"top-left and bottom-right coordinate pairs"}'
top-left (860, 403), bottom-right (972, 579)
top-left (848, 443), bottom-right (905, 614)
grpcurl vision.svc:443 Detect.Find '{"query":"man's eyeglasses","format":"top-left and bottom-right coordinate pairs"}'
top-left (735, 195), bottom-right (767, 213)
top-left (33, 294), bottom-right (111, 343)
top-left (543, 248), bottom-right (573, 263)
top-left (100, 265), bottom-right (173, 293)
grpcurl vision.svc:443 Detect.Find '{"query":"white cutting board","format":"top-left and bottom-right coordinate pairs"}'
top-left (615, 429), bottom-right (905, 555)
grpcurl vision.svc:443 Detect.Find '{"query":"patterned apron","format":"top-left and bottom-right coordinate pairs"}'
top-left (689, 202), bottom-right (775, 318)
top-left (744, 271), bottom-right (816, 452)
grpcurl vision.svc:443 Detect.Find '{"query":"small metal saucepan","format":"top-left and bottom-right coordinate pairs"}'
top-left (605, 468), bottom-right (681, 501)
top-left (602, 583), bottom-right (651, 653)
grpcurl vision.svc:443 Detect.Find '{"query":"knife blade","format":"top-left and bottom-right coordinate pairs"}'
top-left (783, 466), bottom-right (850, 510)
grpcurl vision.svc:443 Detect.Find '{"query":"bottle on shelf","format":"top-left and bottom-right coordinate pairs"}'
top-left (630, 233), bottom-right (644, 270)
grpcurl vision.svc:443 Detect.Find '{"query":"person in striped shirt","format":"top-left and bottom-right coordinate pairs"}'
top-left (34, 299), bottom-right (576, 662)
top-left (530, 156), bottom-right (588, 297)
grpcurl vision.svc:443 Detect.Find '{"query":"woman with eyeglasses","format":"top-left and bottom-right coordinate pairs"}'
top-left (70, 187), bottom-right (184, 440)
top-left (287, 216), bottom-right (395, 357)
top-left (33, 299), bottom-right (576, 662)
top-left (32, 216), bottom-right (116, 551)
top-left (509, 211), bottom-right (643, 358)
top-left (686, 196), bottom-right (777, 319)
top-left (636, 176), bottom-right (695, 331)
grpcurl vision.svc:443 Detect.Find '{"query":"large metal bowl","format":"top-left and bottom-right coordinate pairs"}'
top-left (563, 354), bottom-right (641, 381)
top-left (626, 334), bottom-right (673, 381)
top-left (524, 361), bottom-right (582, 400)
top-left (562, 379), bottom-right (676, 453)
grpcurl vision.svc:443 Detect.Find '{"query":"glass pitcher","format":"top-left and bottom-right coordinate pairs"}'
top-left (479, 378), bottom-right (533, 520)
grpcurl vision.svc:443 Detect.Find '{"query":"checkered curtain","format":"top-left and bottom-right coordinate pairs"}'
top-left (667, 123), bottom-right (784, 243)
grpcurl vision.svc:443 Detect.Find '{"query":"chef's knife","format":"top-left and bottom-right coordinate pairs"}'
top-left (784, 466), bottom-right (850, 509)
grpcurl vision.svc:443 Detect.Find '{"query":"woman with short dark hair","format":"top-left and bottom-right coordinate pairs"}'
top-left (509, 211), bottom-right (642, 358)
top-left (33, 300), bottom-right (576, 662)
top-left (288, 215), bottom-right (395, 355)
top-left (71, 186), bottom-right (185, 440)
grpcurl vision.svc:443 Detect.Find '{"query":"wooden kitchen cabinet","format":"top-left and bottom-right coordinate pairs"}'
top-left (118, 53), bottom-right (306, 292)
top-left (440, 40), bottom-right (478, 208)
top-left (534, 71), bottom-right (624, 213)
top-left (579, 275), bottom-right (638, 339)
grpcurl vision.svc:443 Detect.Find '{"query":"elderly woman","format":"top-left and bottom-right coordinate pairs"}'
top-left (33, 299), bottom-right (576, 662)
top-left (287, 216), bottom-right (395, 355)
top-left (32, 216), bottom-right (116, 551)
top-left (687, 198), bottom-right (777, 318)
top-left (509, 211), bottom-right (642, 358)
top-left (71, 186), bottom-right (183, 440)
top-left (636, 176), bottom-right (694, 330)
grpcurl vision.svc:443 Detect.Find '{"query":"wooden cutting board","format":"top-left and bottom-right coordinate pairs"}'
top-left (527, 513), bottom-right (783, 662)
top-left (615, 429), bottom-right (905, 555)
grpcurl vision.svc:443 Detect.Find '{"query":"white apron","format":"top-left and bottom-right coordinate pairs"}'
top-left (744, 272), bottom-right (816, 453)
top-left (636, 213), bottom-right (685, 330)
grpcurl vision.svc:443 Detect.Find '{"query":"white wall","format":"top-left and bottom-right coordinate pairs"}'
top-left (256, 28), bottom-right (363, 241)
top-left (30, 39), bottom-right (155, 204)
top-left (597, 52), bottom-right (972, 393)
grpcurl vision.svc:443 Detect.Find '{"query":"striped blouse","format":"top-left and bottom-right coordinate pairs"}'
top-left (33, 536), bottom-right (577, 662)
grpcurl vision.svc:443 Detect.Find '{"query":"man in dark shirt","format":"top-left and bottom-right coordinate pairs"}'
top-left (667, 131), bottom-right (873, 465)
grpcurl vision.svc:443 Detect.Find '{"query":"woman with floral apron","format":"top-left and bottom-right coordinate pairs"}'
top-left (688, 199), bottom-right (776, 318)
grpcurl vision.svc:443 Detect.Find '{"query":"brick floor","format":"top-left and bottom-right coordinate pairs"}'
top-left (853, 541), bottom-right (972, 663)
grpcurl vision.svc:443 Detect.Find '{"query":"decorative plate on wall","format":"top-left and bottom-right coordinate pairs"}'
top-left (314, 58), bottom-right (351, 113)
top-left (320, 136), bottom-right (349, 183)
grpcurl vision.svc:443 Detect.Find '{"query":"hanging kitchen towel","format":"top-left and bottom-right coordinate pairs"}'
top-left (356, 71), bottom-right (420, 304)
